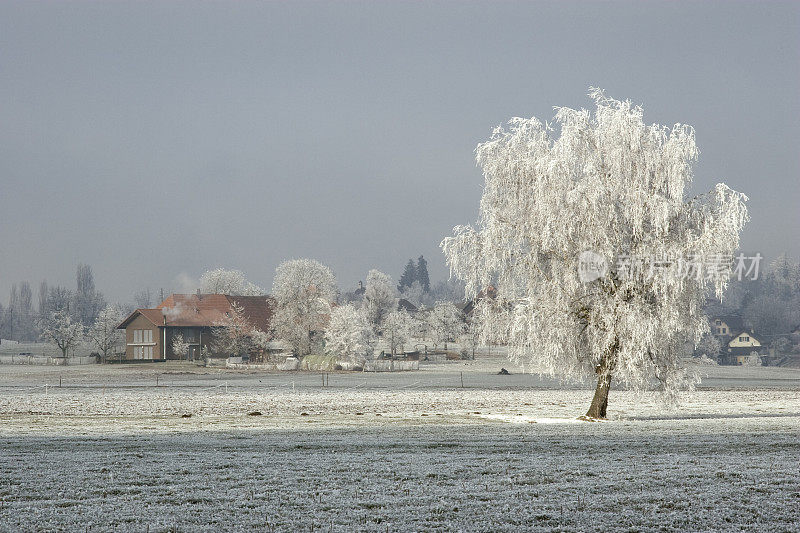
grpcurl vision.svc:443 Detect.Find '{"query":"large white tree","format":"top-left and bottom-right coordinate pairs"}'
top-left (362, 269), bottom-right (398, 331)
top-left (39, 310), bottom-right (84, 363)
top-left (86, 305), bottom-right (124, 362)
top-left (199, 268), bottom-right (263, 296)
top-left (442, 89), bottom-right (748, 418)
top-left (271, 259), bottom-right (337, 356)
top-left (324, 304), bottom-right (376, 363)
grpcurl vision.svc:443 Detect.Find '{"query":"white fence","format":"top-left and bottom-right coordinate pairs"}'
top-left (0, 354), bottom-right (98, 365)
top-left (363, 360), bottom-right (419, 372)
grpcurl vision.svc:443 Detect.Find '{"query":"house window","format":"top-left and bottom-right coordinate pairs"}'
top-left (722, 327), bottom-right (727, 334)
top-left (132, 329), bottom-right (153, 343)
top-left (715, 320), bottom-right (721, 325)
top-left (133, 346), bottom-right (154, 359)
top-left (739, 336), bottom-right (749, 342)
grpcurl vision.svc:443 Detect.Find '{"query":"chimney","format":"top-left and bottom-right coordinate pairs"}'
top-left (359, 281), bottom-right (363, 290)
top-left (196, 288), bottom-right (202, 300)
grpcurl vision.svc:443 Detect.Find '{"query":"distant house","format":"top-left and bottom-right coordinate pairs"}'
top-left (723, 329), bottom-right (766, 366)
top-left (397, 298), bottom-right (418, 314)
top-left (710, 315), bottom-right (742, 340)
top-left (462, 285), bottom-right (497, 317)
top-left (116, 292), bottom-right (274, 361)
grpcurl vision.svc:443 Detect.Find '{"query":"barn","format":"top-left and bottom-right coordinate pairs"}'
top-left (116, 292), bottom-right (274, 361)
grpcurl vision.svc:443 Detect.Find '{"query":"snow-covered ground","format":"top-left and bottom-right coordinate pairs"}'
top-left (1, 357), bottom-right (798, 531)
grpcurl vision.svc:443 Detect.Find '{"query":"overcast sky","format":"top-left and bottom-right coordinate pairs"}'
top-left (1, 1), bottom-right (798, 304)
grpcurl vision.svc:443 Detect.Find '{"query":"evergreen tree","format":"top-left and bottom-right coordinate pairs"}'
top-left (416, 255), bottom-right (430, 293)
top-left (397, 259), bottom-right (417, 292)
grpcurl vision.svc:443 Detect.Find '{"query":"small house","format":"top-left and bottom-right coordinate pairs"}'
top-left (723, 330), bottom-right (766, 366)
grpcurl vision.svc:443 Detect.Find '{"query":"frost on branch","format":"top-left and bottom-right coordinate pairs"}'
top-left (199, 268), bottom-right (263, 296)
top-left (271, 259), bottom-right (338, 356)
top-left (382, 309), bottom-right (415, 356)
top-left (171, 333), bottom-right (190, 361)
top-left (211, 302), bottom-right (270, 359)
top-left (426, 301), bottom-right (465, 350)
top-left (87, 305), bottom-right (124, 362)
top-left (39, 310), bottom-right (84, 361)
top-left (324, 304), bottom-right (376, 363)
top-left (441, 89), bottom-right (748, 413)
top-left (362, 269), bottom-right (398, 331)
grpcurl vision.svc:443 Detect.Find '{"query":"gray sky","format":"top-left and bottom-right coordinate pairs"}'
top-left (1, 1), bottom-right (798, 304)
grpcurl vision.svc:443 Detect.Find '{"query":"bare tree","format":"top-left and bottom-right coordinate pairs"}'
top-left (38, 280), bottom-right (49, 319)
top-left (133, 288), bottom-right (153, 309)
top-left (73, 263), bottom-right (105, 326)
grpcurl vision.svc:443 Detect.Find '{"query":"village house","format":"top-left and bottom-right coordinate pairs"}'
top-left (116, 292), bottom-right (274, 361)
top-left (724, 330), bottom-right (767, 365)
top-left (711, 315), bottom-right (767, 365)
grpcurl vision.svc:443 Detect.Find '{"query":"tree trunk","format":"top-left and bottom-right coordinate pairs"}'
top-left (585, 373), bottom-right (611, 419)
top-left (585, 341), bottom-right (618, 419)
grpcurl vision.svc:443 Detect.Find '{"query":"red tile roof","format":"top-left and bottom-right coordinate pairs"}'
top-left (117, 294), bottom-right (274, 331)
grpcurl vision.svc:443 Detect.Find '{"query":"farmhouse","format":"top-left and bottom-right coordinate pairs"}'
top-left (723, 329), bottom-right (766, 365)
top-left (116, 292), bottom-right (274, 361)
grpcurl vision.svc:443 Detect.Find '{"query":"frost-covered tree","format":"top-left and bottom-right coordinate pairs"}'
top-left (442, 89), bottom-right (748, 418)
top-left (362, 270), bottom-right (398, 330)
top-left (430, 279), bottom-right (466, 304)
top-left (382, 309), bottom-right (415, 356)
top-left (87, 305), bottom-right (124, 362)
top-left (400, 281), bottom-right (432, 309)
top-left (742, 255), bottom-right (800, 337)
top-left (324, 304), bottom-right (376, 363)
top-left (171, 333), bottom-right (191, 361)
top-left (39, 310), bottom-right (84, 363)
top-left (461, 314), bottom-right (481, 359)
top-left (211, 302), bottom-right (270, 359)
top-left (695, 332), bottom-right (721, 360)
top-left (272, 259), bottom-right (337, 356)
top-left (426, 302), bottom-right (465, 350)
top-left (199, 268), bottom-right (264, 296)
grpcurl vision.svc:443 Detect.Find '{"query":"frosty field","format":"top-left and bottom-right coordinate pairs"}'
top-left (1, 358), bottom-right (799, 531)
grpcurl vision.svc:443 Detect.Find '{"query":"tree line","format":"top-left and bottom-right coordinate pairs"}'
top-left (0, 263), bottom-right (106, 343)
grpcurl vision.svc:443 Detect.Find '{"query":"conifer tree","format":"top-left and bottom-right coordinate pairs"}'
top-left (398, 259), bottom-right (417, 292)
top-left (416, 256), bottom-right (431, 293)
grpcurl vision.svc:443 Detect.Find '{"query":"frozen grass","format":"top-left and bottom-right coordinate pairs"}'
top-left (0, 359), bottom-right (798, 531)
